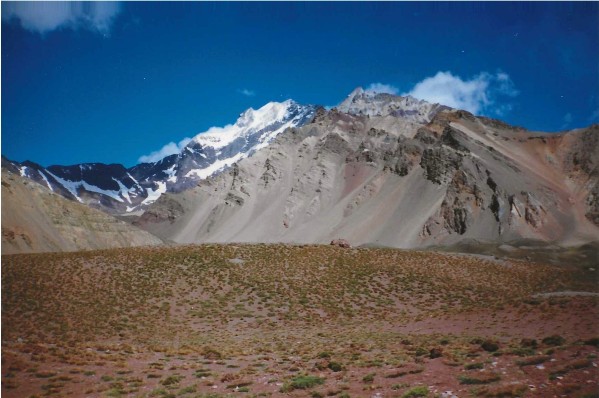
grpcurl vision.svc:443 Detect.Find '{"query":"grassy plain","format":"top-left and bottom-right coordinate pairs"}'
top-left (2, 244), bottom-right (598, 397)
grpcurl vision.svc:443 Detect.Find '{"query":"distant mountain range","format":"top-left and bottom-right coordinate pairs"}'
top-left (2, 100), bottom-right (317, 214)
top-left (3, 88), bottom-right (598, 252)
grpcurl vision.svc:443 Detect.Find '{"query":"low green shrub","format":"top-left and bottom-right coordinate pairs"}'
top-left (542, 335), bottom-right (565, 346)
top-left (401, 386), bottom-right (429, 398)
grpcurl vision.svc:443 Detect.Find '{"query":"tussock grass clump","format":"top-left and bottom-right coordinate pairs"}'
top-left (327, 361), bottom-right (343, 372)
top-left (542, 335), bottom-right (565, 346)
top-left (193, 369), bottom-right (211, 378)
top-left (520, 338), bottom-right (537, 348)
top-left (583, 337), bottom-right (599, 347)
top-left (481, 341), bottom-right (499, 352)
top-left (385, 365), bottom-right (424, 378)
top-left (516, 355), bottom-right (550, 366)
top-left (225, 381), bottom-right (252, 389)
top-left (35, 371), bottom-right (57, 378)
top-left (401, 386), bottom-right (429, 398)
top-left (280, 375), bottom-right (325, 392)
top-left (549, 358), bottom-right (592, 379)
top-left (508, 347), bottom-right (536, 357)
top-left (177, 385), bottom-right (197, 395)
top-left (362, 373), bottom-right (375, 383)
top-left (149, 388), bottom-right (173, 397)
top-left (464, 362), bottom-right (484, 370)
top-left (458, 372), bottom-right (501, 385)
top-left (161, 374), bottom-right (183, 386)
top-left (474, 383), bottom-right (527, 397)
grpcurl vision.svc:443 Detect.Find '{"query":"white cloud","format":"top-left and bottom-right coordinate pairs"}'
top-left (238, 88), bottom-right (256, 97)
top-left (366, 83), bottom-right (399, 95)
top-left (138, 137), bottom-right (191, 164)
top-left (404, 71), bottom-right (518, 115)
top-left (2, 2), bottom-right (121, 35)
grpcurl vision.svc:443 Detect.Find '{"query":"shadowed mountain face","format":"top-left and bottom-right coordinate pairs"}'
top-left (136, 94), bottom-right (599, 249)
top-left (1, 170), bottom-right (163, 254)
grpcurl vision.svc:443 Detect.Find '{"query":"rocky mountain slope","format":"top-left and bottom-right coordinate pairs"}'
top-left (137, 92), bottom-right (599, 248)
top-left (1, 169), bottom-right (163, 254)
top-left (337, 87), bottom-right (449, 122)
top-left (2, 100), bottom-right (316, 215)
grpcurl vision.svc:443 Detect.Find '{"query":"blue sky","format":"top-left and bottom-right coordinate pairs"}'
top-left (2, 2), bottom-right (598, 167)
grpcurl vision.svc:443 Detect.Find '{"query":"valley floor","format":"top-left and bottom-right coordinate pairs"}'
top-left (2, 244), bottom-right (598, 398)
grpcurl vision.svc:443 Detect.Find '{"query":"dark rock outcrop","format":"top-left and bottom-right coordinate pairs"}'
top-left (420, 147), bottom-right (463, 184)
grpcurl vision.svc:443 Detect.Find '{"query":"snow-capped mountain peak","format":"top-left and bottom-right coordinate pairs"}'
top-left (193, 100), bottom-right (301, 150)
top-left (337, 87), bottom-right (449, 123)
top-left (346, 86), bottom-right (365, 98)
top-left (185, 99), bottom-right (316, 179)
top-left (237, 99), bottom-right (295, 127)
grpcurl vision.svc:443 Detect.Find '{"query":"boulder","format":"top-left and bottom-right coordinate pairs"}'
top-left (330, 239), bottom-right (351, 248)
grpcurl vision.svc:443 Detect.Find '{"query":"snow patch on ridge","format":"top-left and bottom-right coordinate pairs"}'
top-left (127, 172), bottom-right (139, 185)
top-left (112, 178), bottom-right (132, 204)
top-left (80, 181), bottom-right (125, 203)
top-left (165, 164), bottom-right (178, 183)
top-left (46, 170), bottom-right (127, 203)
top-left (39, 172), bottom-right (54, 191)
top-left (186, 152), bottom-right (244, 179)
top-left (142, 181), bottom-right (167, 206)
top-left (45, 171), bottom-right (83, 202)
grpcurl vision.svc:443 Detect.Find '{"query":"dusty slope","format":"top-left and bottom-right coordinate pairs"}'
top-left (1, 170), bottom-right (163, 254)
top-left (138, 108), bottom-right (599, 248)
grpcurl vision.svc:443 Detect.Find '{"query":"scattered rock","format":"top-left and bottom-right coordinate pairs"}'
top-left (330, 239), bottom-right (351, 248)
top-left (440, 391), bottom-right (458, 398)
top-left (429, 347), bottom-right (443, 359)
top-left (499, 244), bottom-right (517, 252)
top-left (225, 192), bottom-right (244, 206)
